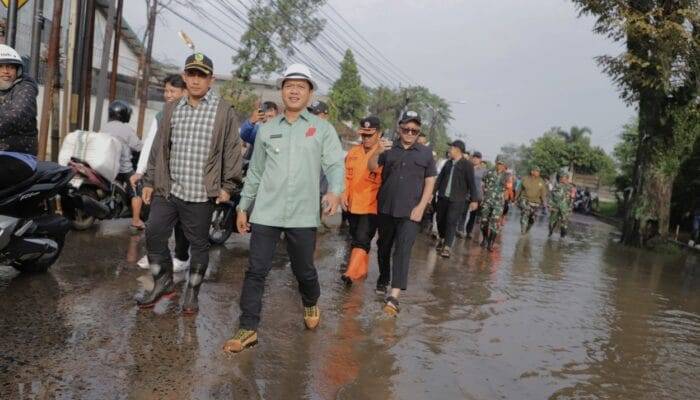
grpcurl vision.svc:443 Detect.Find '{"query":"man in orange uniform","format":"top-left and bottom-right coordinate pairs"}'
top-left (341, 116), bottom-right (383, 286)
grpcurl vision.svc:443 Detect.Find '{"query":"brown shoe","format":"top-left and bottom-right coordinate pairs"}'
top-left (222, 329), bottom-right (258, 353)
top-left (440, 246), bottom-right (451, 258)
top-left (304, 305), bottom-right (320, 330)
top-left (383, 296), bottom-right (400, 317)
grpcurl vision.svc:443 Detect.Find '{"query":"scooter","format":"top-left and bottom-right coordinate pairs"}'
top-left (66, 158), bottom-right (148, 230)
top-left (0, 161), bottom-right (109, 273)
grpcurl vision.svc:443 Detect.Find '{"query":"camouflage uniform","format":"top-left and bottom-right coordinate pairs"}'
top-left (549, 181), bottom-right (574, 234)
top-left (480, 168), bottom-right (507, 235)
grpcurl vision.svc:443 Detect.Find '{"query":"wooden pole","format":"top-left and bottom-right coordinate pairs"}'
top-left (81, 0), bottom-right (95, 130)
top-left (136, 0), bottom-right (158, 138)
top-left (108, 0), bottom-right (123, 102)
top-left (92, 0), bottom-right (117, 131)
top-left (37, 0), bottom-right (64, 160)
top-left (61, 0), bottom-right (79, 139)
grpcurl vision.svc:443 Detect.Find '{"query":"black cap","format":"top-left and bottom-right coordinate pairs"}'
top-left (184, 53), bottom-right (214, 75)
top-left (307, 100), bottom-right (329, 115)
top-left (399, 110), bottom-right (421, 125)
top-left (472, 151), bottom-right (482, 159)
top-left (449, 140), bottom-right (466, 153)
top-left (359, 116), bottom-right (381, 130)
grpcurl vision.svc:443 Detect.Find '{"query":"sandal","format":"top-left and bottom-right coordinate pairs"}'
top-left (383, 296), bottom-right (400, 317)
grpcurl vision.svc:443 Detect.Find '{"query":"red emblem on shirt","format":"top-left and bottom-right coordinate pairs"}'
top-left (306, 126), bottom-right (316, 137)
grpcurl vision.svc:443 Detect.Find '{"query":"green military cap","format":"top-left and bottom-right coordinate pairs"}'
top-left (559, 170), bottom-right (570, 177)
top-left (495, 155), bottom-right (507, 165)
top-left (531, 166), bottom-right (541, 171)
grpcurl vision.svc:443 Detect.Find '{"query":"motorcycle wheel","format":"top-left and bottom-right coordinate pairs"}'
top-left (12, 234), bottom-right (65, 274)
top-left (209, 205), bottom-right (234, 245)
top-left (71, 188), bottom-right (98, 231)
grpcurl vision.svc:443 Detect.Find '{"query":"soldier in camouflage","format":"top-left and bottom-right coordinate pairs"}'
top-left (479, 155), bottom-right (508, 251)
top-left (548, 171), bottom-right (575, 237)
top-left (517, 166), bottom-right (548, 234)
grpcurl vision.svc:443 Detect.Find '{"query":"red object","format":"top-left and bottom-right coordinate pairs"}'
top-left (306, 127), bottom-right (316, 137)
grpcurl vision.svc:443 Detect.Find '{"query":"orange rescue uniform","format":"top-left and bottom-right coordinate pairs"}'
top-left (343, 145), bottom-right (382, 215)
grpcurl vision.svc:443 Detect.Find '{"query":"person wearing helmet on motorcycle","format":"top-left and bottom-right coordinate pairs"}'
top-left (0, 45), bottom-right (38, 155)
top-left (102, 100), bottom-right (144, 230)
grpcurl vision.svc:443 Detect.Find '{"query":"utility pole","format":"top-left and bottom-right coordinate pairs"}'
top-left (81, 0), bottom-right (96, 130)
top-left (136, 0), bottom-right (158, 138)
top-left (69, 0), bottom-right (87, 131)
top-left (93, 0), bottom-right (116, 131)
top-left (29, 0), bottom-right (45, 79)
top-left (61, 0), bottom-right (79, 139)
top-left (37, 0), bottom-right (64, 160)
top-left (5, 0), bottom-right (18, 47)
top-left (109, 0), bottom-right (123, 102)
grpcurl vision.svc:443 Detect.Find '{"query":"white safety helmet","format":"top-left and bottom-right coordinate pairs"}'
top-left (0, 44), bottom-right (23, 76)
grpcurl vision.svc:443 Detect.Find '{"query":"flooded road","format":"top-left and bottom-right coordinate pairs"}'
top-left (1, 214), bottom-right (699, 399)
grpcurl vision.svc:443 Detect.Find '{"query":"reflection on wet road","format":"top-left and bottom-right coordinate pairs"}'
top-left (1, 214), bottom-right (699, 399)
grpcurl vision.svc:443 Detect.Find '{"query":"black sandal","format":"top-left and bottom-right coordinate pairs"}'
top-left (383, 296), bottom-right (400, 316)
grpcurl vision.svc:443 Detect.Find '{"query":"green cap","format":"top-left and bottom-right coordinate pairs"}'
top-left (495, 155), bottom-right (507, 165)
top-left (531, 166), bottom-right (541, 172)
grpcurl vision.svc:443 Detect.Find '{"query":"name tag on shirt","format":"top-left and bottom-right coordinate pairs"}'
top-left (270, 134), bottom-right (282, 139)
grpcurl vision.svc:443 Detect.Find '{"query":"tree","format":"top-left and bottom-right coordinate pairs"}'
top-left (233, 0), bottom-right (327, 81)
top-left (553, 125), bottom-right (592, 179)
top-left (329, 49), bottom-right (367, 124)
top-left (499, 143), bottom-right (529, 176)
top-left (572, 0), bottom-right (700, 245)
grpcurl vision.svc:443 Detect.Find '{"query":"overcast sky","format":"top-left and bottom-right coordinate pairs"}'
top-left (124, 0), bottom-right (635, 160)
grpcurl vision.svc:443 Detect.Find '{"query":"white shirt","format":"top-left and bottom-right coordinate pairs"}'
top-left (136, 118), bottom-right (158, 174)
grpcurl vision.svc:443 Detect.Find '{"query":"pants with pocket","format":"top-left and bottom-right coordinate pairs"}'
top-left (377, 214), bottom-right (420, 290)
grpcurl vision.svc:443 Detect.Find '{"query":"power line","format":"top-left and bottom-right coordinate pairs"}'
top-left (161, 3), bottom-right (238, 51)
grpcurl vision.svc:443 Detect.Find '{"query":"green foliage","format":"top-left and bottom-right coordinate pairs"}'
top-left (233, 0), bottom-right (327, 81)
top-left (329, 49), bottom-right (367, 124)
top-left (612, 119), bottom-right (639, 191)
top-left (219, 78), bottom-right (258, 120)
top-left (499, 143), bottom-right (529, 175)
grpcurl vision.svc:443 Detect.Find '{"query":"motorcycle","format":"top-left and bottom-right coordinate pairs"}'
top-left (208, 191), bottom-right (242, 245)
top-left (0, 161), bottom-right (109, 273)
top-left (65, 158), bottom-right (148, 230)
top-left (573, 188), bottom-right (593, 214)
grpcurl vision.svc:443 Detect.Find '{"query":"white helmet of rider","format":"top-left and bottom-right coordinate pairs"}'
top-left (0, 44), bottom-right (24, 76)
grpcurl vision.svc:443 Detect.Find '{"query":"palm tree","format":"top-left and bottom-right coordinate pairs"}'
top-left (557, 126), bottom-right (592, 179)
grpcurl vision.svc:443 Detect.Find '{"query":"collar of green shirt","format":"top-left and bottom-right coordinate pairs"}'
top-left (278, 109), bottom-right (313, 125)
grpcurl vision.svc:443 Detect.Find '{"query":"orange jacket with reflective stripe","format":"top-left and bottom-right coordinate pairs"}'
top-left (343, 145), bottom-right (382, 215)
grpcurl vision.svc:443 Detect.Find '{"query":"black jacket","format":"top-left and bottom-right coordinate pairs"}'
top-left (0, 75), bottom-right (38, 155)
top-left (435, 158), bottom-right (480, 202)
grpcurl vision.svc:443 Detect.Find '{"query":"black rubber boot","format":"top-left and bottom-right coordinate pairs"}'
top-left (548, 224), bottom-right (555, 237)
top-left (480, 226), bottom-right (489, 247)
top-left (560, 227), bottom-right (567, 238)
top-left (137, 260), bottom-right (174, 308)
top-left (526, 217), bottom-right (535, 233)
top-left (182, 263), bottom-right (208, 314)
top-left (487, 232), bottom-right (497, 252)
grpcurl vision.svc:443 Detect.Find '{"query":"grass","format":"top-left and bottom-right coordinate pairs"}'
top-left (596, 201), bottom-right (619, 219)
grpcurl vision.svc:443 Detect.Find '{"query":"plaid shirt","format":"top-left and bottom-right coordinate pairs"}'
top-left (169, 90), bottom-right (220, 202)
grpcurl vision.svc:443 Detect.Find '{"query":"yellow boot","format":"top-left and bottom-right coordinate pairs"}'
top-left (343, 248), bottom-right (369, 282)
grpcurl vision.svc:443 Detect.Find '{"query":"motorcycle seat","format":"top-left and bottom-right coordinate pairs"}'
top-left (0, 162), bottom-right (72, 199)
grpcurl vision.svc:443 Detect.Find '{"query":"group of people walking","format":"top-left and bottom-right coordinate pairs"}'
top-left (0, 42), bottom-right (579, 355)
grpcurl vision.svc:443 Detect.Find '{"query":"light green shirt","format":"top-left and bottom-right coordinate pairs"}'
top-left (238, 110), bottom-right (345, 228)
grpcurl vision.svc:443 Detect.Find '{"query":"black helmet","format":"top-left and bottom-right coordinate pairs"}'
top-left (108, 100), bottom-right (132, 123)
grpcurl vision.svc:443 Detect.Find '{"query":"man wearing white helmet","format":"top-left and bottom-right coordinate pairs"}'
top-left (223, 63), bottom-right (345, 353)
top-left (0, 45), bottom-right (38, 155)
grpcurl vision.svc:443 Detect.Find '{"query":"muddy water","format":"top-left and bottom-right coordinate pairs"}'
top-left (1, 215), bottom-right (698, 399)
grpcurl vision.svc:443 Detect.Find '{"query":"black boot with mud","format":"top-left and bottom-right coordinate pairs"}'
top-left (182, 263), bottom-right (208, 315)
top-left (487, 232), bottom-right (498, 252)
top-left (561, 227), bottom-right (567, 238)
top-left (480, 226), bottom-right (489, 248)
top-left (137, 261), bottom-right (175, 308)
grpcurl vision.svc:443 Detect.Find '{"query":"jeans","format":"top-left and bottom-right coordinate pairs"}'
top-left (239, 224), bottom-right (320, 330)
top-left (146, 196), bottom-right (213, 267)
top-left (377, 214), bottom-right (420, 290)
top-left (348, 213), bottom-right (378, 252)
top-left (435, 197), bottom-right (465, 247)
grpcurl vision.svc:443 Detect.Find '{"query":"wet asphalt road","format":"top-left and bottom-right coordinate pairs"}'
top-left (1, 213), bottom-right (699, 400)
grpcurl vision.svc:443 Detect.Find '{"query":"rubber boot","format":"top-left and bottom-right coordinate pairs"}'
top-left (137, 260), bottom-right (175, 308)
top-left (480, 226), bottom-right (489, 248)
top-left (343, 248), bottom-right (369, 283)
top-left (182, 263), bottom-right (208, 314)
top-left (526, 216), bottom-right (535, 233)
top-left (560, 227), bottom-right (567, 238)
top-left (487, 232), bottom-right (497, 252)
top-left (548, 224), bottom-right (555, 237)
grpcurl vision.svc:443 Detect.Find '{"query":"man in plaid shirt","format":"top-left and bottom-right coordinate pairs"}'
top-left (139, 53), bottom-right (242, 313)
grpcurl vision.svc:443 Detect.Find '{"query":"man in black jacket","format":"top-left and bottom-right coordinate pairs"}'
top-left (434, 140), bottom-right (480, 258)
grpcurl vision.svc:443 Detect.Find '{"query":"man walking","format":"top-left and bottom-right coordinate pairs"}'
top-left (517, 166), bottom-right (548, 234)
top-left (139, 53), bottom-right (242, 314)
top-left (434, 140), bottom-right (479, 258)
top-left (368, 111), bottom-right (437, 317)
top-left (340, 116), bottom-right (383, 286)
top-left (223, 64), bottom-right (344, 353)
top-left (457, 151), bottom-right (485, 238)
top-left (480, 156), bottom-right (508, 251)
top-left (548, 171), bottom-right (575, 238)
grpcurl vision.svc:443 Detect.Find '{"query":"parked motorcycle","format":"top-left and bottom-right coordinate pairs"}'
top-left (573, 188), bottom-right (594, 214)
top-left (208, 191), bottom-right (242, 245)
top-left (65, 158), bottom-right (148, 230)
top-left (0, 161), bottom-right (108, 273)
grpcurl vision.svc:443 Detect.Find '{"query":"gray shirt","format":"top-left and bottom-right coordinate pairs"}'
top-left (474, 166), bottom-right (486, 201)
top-left (102, 120), bottom-right (141, 174)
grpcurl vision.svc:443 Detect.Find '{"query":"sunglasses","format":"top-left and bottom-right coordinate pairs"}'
top-left (401, 127), bottom-right (420, 136)
top-left (360, 134), bottom-right (376, 139)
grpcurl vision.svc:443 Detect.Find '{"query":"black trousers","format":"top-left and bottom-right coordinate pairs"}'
top-left (146, 196), bottom-right (213, 267)
top-left (435, 197), bottom-right (465, 247)
top-left (348, 213), bottom-right (378, 252)
top-left (377, 214), bottom-right (420, 290)
top-left (466, 205), bottom-right (481, 234)
top-left (239, 224), bottom-right (320, 330)
top-left (173, 221), bottom-right (190, 261)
